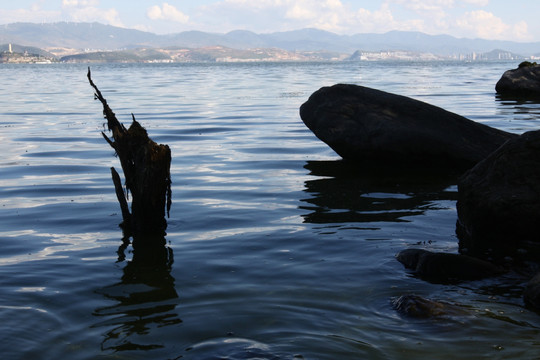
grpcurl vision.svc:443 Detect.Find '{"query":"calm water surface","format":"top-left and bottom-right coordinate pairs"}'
top-left (1, 61), bottom-right (540, 359)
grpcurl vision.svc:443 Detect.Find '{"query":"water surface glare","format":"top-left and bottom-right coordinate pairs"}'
top-left (1, 62), bottom-right (540, 359)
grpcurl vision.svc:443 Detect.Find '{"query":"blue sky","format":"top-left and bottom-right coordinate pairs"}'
top-left (1, 0), bottom-right (538, 41)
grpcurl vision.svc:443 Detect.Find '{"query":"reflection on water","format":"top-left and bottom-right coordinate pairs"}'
top-left (4, 62), bottom-right (540, 359)
top-left (301, 160), bottom-right (459, 225)
top-left (494, 94), bottom-right (540, 133)
top-left (496, 94), bottom-right (540, 106)
top-left (183, 337), bottom-right (287, 360)
top-left (93, 239), bottom-right (180, 353)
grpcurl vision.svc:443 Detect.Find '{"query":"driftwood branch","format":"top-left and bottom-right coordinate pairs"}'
top-left (111, 167), bottom-right (131, 227)
top-left (88, 68), bottom-right (172, 244)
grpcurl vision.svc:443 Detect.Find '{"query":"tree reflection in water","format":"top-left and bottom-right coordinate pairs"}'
top-left (92, 236), bottom-right (181, 352)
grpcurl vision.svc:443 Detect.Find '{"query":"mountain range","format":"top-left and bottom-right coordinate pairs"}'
top-left (0, 22), bottom-right (539, 58)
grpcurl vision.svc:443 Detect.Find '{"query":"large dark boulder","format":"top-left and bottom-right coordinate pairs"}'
top-left (300, 84), bottom-right (515, 170)
top-left (495, 62), bottom-right (540, 96)
top-left (456, 130), bottom-right (540, 262)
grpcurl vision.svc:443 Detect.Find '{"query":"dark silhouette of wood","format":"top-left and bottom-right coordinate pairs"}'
top-left (111, 167), bottom-right (131, 225)
top-left (87, 68), bottom-right (171, 245)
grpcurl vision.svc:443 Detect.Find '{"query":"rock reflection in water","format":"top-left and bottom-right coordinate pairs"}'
top-left (495, 95), bottom-right (540, 133)
top-left (92, 237), bottom-right (180, 352)
top-left (300, 160), bottom-right (460, 225)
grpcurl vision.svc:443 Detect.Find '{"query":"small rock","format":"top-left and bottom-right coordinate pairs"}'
top-left (496, 62), bottom-right (540, 96)
top-left (396, 249), bottom-right (506, 283)
top-left (392, 294), bottom-right (467, 318)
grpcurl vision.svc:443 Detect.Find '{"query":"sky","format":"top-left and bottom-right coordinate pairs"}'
top-left (0, 0), bottom-right (539, 42)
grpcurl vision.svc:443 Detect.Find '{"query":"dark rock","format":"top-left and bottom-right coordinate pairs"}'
top-left (396, 249), bottom-right (506, 283)
top-left (392, 294), bottom-right (467, 318)
top-left (495, 63), bottom-right (540, 96)
top-left (524, 272), bottom-right (540, 310)
top-left (299, 84), bottom-right (515, 170)
top-left (456, 130), bottom-right (540, 262)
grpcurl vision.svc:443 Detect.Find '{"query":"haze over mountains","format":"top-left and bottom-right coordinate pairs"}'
top-left (1, 22), bottom-right (539, 60)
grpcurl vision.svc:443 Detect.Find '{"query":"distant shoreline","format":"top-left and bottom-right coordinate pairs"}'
top-left (2, 22), bottom-right (538, 64)
top-left (0, 45), bottom-right (531, 64)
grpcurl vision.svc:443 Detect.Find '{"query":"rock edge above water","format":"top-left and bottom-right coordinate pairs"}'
top-left (300, 83), bottom-right (515, 171)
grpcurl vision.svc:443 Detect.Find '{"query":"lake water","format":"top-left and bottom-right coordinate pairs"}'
top-left (1, 61), bottom-right (540, 359)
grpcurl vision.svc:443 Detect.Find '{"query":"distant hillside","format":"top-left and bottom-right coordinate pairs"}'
top-left (1, 22), bottom-right (540, 57)
top-left (58, 46), bottom-right (346, 63)
top-left (478, 49), bottom-right (524, 60)
top-left (60, 51), bottom-right (140, 63)
top-left (0, 43), bottom-right (55, 57)
top-left (0, 22), bottom-right (159, 49)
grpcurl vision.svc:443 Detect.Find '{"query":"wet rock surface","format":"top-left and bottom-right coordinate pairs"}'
top-left (495, 63), bottom-right (540, 96)
top-left (300, 84), bottom-right (515, 170)
top-left (456, 130), bottom-right (540, 262)
top-left (524, 272), bottom-right (540, 310)
top-left (396, 249), bottom-right (506, 283)
top-left (392, 294), bottom-right (468, 318)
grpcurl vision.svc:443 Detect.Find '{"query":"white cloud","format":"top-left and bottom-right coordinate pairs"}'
top-left (67, 7), bottom-right (123, 27)
top-left (353, 3), bottom-right (401, 32)
top-left (179, 0), bottom-right (533, 41)
top-left (221, 0), bottom-right (287, 10)
top-left (284, 0), bottom-right (348, 31)
top-left (512, 20), bottom-right (529, 40)
top-left (62, 0), bottom-right (99, 7)
top-left (202, 0), bottom-right (405, 34)
top-left (59, 0), bottom-right (124, 27)
top-left (392, 0), bottom-right (454, 12)
top-left (456, 10), bottom-right (509, 38)
top-left (384, 0), bottom-right (530, 40)
top-left (454, 9), bottom-right (531, 40)
top-left (285, 4), bottom-right (317, 20)
top-left (147, 3), bottom-right (189, 23)
top-left (0, 1), bottom-right (119, 26)
top-left (0, 8), bottom-right (61, 24)
top-left (461, 0), bottom-right (489, 5)
top-left (147, 6), bottom-right (161, 20)
top-left (285, 1), bottom-right (419, 34)
top-left (390, 0), bottom-right (488, 11)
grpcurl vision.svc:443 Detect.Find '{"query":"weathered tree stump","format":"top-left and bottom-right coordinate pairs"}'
top-left (87, 68), bottom-right (171, 246)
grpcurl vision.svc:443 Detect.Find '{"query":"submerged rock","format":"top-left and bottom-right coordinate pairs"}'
top-left (456, 130), bottom-right (540, 262)
top-left (392, 294), bottom-right (467, 318)
top-left (396, 249), bottom-right (506, 283)
top-left (299, 84), bottom-right (515, 170)
top-left (495, 62), bottom-right (540, 96)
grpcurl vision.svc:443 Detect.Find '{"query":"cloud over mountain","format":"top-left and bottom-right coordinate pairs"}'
top-left (0, 1), bottom-right (536, 41)
top-left (147, 3), bottom-right (189, 23)
top-left (1, 22), bottom-right (538, 58)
